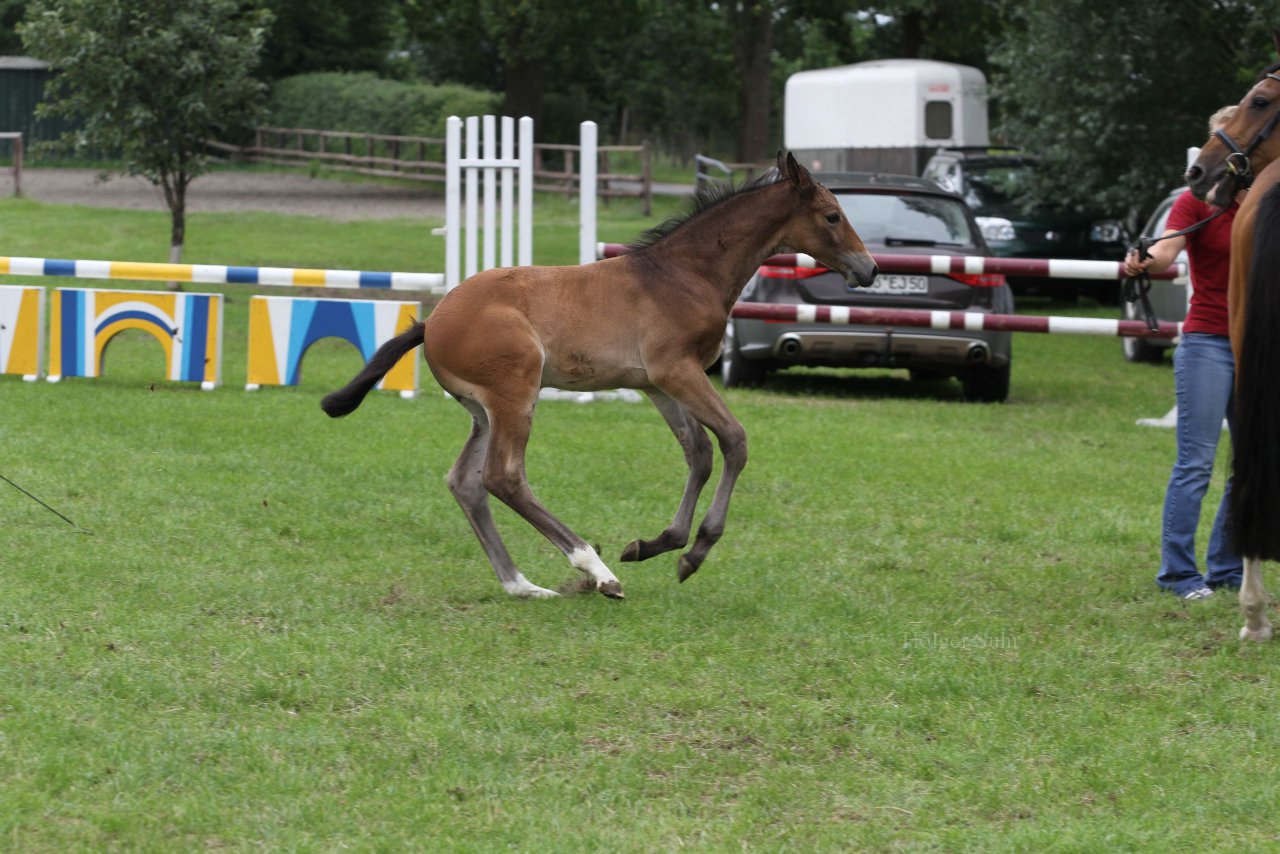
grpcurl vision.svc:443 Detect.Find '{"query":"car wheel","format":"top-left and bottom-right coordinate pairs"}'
top-left (721, 322), bottom-right (768, 388)
top-left (962, 363), bottom-right (1010, 403)
top-left (1121, 300), bottom-right (1165, 363)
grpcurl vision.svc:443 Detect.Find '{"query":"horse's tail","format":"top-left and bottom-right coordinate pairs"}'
top-left (1231, 181), bottom-right (1280, 560)
top-left (320, 320), bottom-right (426, 418)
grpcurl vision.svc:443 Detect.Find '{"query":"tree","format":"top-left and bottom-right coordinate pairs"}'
top-left (258, 0), bottom-right (401, 79)
top-left (0, 1), bottom-right (30, 54)
top-left (404, 0), bottom-right (640, 131)
top-left (991, 0), bottom-right (1280, 221)
top-left (20, 0), bottom-right (271, 264)
top-left (729, 1), bottom-right (776, 163)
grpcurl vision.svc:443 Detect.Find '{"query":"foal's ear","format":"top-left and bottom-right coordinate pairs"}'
top-left (783, 151), bottom-right (816, 197)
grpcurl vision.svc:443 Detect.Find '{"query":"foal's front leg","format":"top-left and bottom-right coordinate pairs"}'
top-left (650, 367), bottom-right (748, 583)
top-left (1240, 557), bottom-right (1273, 642)
top-left (621, 390), bottom-right (714, 563)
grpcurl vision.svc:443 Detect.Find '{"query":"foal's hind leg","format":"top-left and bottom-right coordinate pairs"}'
top-left (481, 394), bottom-right (625, 599)
top-left (447, 401), bottom-right (557, 598)
top-left (621, 390), bottom-right (713, 562)
top-left (1239, 557), bottom-right (1273, 642)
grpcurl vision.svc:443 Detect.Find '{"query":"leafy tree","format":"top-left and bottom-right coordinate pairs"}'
top-left (861, 0), bottom-right (1002, 69)
top-left (404, 0), bottom-right (640, 133)
top-left (991, 0), bottom-right (1280, 221)
top-left (729, 1), bottom-right (776, 163)
top-left (20, 0), bottom-right (272, 264)
top-left (258, 0), bottom-right (401, 79)
top-left (0, 0), bottom-right (30, 53)
top-left (599, 0), bottom-right (736, 156)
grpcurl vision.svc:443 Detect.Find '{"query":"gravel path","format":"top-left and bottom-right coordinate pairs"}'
top-left (18, 168), bottom-right (447, 221)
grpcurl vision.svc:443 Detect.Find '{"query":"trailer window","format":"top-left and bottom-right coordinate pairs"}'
top-left (924, 101), bottom-right (953, 140)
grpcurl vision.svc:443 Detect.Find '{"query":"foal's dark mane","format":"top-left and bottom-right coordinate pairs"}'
top-left (1257, 59), bottom-right (1280, 80)
top-left (626, 170), bottom-right (782, 252)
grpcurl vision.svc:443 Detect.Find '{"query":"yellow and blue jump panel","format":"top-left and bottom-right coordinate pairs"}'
top-left (0, 284), bottom-right (45, 380)
top-left (246, 295), bottom-right (420, 396)
top-left (48, 288), bottom-right (223, 389)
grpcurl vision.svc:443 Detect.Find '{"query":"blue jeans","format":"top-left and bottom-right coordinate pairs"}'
top-left (1158, 333), bottom-right (1242, 594)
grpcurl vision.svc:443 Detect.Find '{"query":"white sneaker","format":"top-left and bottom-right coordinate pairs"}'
top-left (1181, 586), bottom-right (1214, 600)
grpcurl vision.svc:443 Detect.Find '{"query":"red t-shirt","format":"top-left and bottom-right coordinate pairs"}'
top-left (1166, 190), bottom-right (1237, 336)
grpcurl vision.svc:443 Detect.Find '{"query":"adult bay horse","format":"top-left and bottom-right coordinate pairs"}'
top-left (322, 152), bottom-right (878, 600)
top-left (1186, 33), bottom-right (1280, 641)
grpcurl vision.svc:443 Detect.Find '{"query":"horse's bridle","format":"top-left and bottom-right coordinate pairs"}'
top-left (1125, 72), bottom-right (1280, 333)
top-left (1213, 72), bottom-right (1280, 187)
top-left (1123, 87), bottom-right (1280, 332)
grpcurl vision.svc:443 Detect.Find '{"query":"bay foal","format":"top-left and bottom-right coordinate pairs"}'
top-left (322, 152), bottom-right (877, 599)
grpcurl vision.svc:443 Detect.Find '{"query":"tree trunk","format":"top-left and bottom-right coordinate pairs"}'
top-left (731, 1), bottom-right (774, 164)
top-left (502, 54), bottom-right (546, 125)
top-left (159, 170), bottom-right (187, 288)
top-left (169, 202), bottom-right (185, 265)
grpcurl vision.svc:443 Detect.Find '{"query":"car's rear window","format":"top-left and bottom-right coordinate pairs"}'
top-left (837, 191), bottom-right (977, 248)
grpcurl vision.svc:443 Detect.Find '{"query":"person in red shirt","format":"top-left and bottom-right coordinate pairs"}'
top-left (1123, 105), bottom-right (1244, 600)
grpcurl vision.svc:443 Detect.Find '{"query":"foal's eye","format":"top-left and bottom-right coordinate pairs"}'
top-left (825, 212), bottom-right (841, 225)
top-left (1253, 95), bottom-right (1270, 110)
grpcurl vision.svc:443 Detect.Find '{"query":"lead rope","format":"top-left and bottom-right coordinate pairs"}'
top-left (1, 472), bottom-right (93, 534)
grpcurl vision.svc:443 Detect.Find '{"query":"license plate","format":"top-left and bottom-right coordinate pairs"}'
top-left (854, 274), bottom-right (929, 295)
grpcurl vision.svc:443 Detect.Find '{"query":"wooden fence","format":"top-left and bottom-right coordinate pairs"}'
top-left (207, 127), bottom-right (653, 214)
top-left (0, 132), bottom-right (23, 197)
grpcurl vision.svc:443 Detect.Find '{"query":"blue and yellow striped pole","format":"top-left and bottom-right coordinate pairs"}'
top-left (0, 256), bottom-right (445, 292)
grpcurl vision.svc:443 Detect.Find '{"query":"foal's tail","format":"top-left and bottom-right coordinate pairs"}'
top-left (320, 320), bottom-right (426, 418)
top-left (1231, 181), bottom-right (1280, 560)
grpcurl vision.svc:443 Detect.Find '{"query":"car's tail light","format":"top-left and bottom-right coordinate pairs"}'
top-left (947, 272), bottom-right (1007, 288)
top-left (758, 264), bottom-right (829, 280)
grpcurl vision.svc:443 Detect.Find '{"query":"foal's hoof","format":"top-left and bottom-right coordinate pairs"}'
top-left (620, 540), bottom-right (644, 562)
top-left (598, 579), bottom-right (625, 600)
top-left (677, 555), bottom-right (699, 583)
top-left (1240, 623), bottom-right (1274, 643)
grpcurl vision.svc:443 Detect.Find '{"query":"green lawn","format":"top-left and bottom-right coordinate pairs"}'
top-left (2, 191), bottom-right (1276, 851)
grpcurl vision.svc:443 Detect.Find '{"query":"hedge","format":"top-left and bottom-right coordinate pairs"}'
top-left (266, 73), bottom-right (500, 138)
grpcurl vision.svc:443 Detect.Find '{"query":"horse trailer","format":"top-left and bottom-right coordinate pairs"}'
top-left (784, 59), bottom-right (990, 176)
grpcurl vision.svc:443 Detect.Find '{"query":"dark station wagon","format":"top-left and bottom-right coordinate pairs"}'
top-left (721, 172), bottom-right (1015, 402)
top-left (922, 148), bottom-right (1129, 302)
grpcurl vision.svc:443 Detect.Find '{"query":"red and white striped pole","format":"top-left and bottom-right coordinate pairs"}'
top-left (596, 243), bottom-right (1188, 284)
top-left (729, 303), bottom-right (1181, 339)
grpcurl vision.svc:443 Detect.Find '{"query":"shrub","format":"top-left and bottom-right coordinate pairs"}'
top-left (266, 73), bottom-right (500, 138)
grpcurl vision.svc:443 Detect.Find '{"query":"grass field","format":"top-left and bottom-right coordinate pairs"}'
top-left (2, 191), bottom-right (1277, 851)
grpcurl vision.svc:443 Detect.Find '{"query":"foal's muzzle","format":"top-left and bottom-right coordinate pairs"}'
top-left (842, 251), bottom-right (880, 289)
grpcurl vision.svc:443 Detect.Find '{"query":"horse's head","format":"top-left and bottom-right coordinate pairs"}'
top-left (775, 151), bottom-right (879, 288)
top-left (1187, 30), bottom-right (1280, 206)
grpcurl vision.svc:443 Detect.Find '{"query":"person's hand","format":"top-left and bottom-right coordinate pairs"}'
top-left (1123, 248), bottom-right (1151, 277)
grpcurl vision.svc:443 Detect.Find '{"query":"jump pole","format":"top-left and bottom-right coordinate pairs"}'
top-left (597, 243), bottom-right (1189, 285)
top-left (0, 256), bottom-right (444, 291)
top-left (730, 302), bottom-right (1181, 339)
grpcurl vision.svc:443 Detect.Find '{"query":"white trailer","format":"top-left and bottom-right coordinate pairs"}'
top-left (784, 59), bottom-right (989, 175)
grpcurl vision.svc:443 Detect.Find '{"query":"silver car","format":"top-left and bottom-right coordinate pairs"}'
top-left (722, 172), bottom-right (1015, 402)
top-left (1121, 188), bottom-right (1189, 363)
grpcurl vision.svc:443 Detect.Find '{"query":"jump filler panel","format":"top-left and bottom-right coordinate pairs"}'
top-left (48, 288), bottom-right (223, 389)
top-left (246, 296), bottom-right (420, 397)
top-left (0, 284), bottom-right (46, 381)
